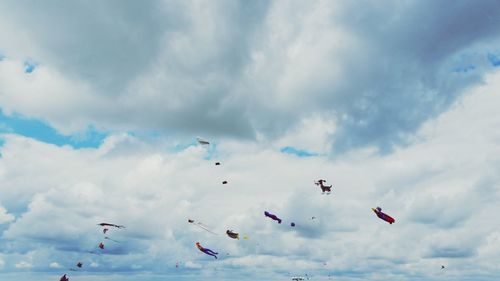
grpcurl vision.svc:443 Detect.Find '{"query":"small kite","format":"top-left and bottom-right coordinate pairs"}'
top-left (215, 162), bottom-right (221, 166)
top-left (196, 242), bottom-right (218, 259)
top-left (60, 274), bottom-right (69, 281)
top-left (264, 211), bottom-right (282, 224)
top-left (70, 261), bottom-right (83, 271)
top-left (291, 222), bottom-right (296, 227)
top-left (103, 228), bottom-right (109, 234)
top-left (98, 223), bottom-right (125, 229)
top-left (188, 219), bottom-right (218, 235)
top-left (197, 138), bottom-right (210, 145)
top-left (441, 265), bottom-right (445, 269)
top-left (372, 207), bottom-right (395, 224)
top-left (222, 181), bottom-right (228, 184)
top-left (98, 242), bottom-right (105, 249)
top-left (226, 230), bottom-right (239, 240)
top-left (314, 179), bottom-right (332, 194)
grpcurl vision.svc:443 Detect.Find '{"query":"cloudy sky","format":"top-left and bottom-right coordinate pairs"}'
top-left (0, 1), bottom-right (500, 280)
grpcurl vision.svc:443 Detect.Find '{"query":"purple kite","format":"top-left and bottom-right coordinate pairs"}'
top-left (60, 274), bottom-right (69, 281)
top-left (264, 211), bottom-right (282, 224)
top-left (196, 242), bottom-right (218, 259)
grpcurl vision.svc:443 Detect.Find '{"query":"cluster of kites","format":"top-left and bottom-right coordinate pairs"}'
top-left (58, 223), bottom-right (125, 280)
top-left (57, 137), bottom-right (442, 280)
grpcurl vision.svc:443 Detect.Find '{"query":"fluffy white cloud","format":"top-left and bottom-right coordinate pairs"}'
top-left (0, 2), bottom-right (499, 280)
top-left (49, 262), bottom-right (61, 269)
top-left (0, 70), bottom-right (498, 280)
top-left (14, 261), bottom-right (32, 269)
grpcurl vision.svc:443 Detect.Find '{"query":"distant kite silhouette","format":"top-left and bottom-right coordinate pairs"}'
top-left (264, 211), bottom-right (282, 224)
top-left (315, 179), bottom-right (332, 194)
top-left (98, 223), bottom-right (125, 229)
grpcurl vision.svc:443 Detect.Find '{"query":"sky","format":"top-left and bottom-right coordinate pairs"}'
top-left (0, 1), bottom-right (499, 280)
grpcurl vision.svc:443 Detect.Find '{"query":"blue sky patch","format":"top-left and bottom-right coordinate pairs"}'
top-left (453, 65), bottom-right (476, 73)
top-left (0, 110), bottom-right (106, 148)
top-left (487, 53), bottom-right (500, 67)
top-left (167, 139), bottom-right (218, 160)
top-left (24, 60), bottom-right (37, 73)
top-left (170, 140), bottom-right (197, 153)
top-left (280, 146), bottom-right (318, 157)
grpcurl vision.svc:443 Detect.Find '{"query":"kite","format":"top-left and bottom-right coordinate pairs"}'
top-left (222, 181), bottom-right (228, 184)
top-left (314, 179), bottom-right (332, 194)
top-left (226, 230), bottom-right (239, 240)
top-left (215, 162), bottom-right (221, 166)
top-left (264, 211), bottom-right (282, 224)
top-left (103, 228), bottom-right (109, 234)
top-left (441, 265), bottom-right (445, 269)
top-left (60, 274), bottom-right (69, 281)
top-left (372, 207), bottom-right (395, 224)
top-left (188, 219), bottom-right (218, 235)
top-left (291, 222), bottom-right (296, 227)
top-left (98, 223), bottom-right (125, 229)
top-left (197, 138), bottom-right (210, 145)
top-left (196, 242), bottom-right (218, 259)
top-left (98, 242), bottom-right (105, 249)
top-left (70, 262), bottom-right (83, 271)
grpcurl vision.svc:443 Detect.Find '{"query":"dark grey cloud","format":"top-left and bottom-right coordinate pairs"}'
top-left (1, 1), bottom-right (500, 153)
top-left (426, 245), bottom-right (476, 258)
top-left (322, 0), bottom-right (500, 152)
top-left (1, 0), bottom-right (171, 93)
top-left (407, 195), bottom-right (474, 228)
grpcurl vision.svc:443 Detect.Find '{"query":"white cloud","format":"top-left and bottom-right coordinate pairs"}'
top-left (0, 71), bottom-right (498, 280)
top-left (0, 1), bottom-right (499, 276)
top-left (49, 262), bottom-right (61, 269)
top-left (15, 261), bottom-right (32, 269)
top-left (0, 205), bottom-right (14, 224)
top-left (184, 261), bottom-right (202, 269)
top-left (0, 58), bottom-right (106, 134)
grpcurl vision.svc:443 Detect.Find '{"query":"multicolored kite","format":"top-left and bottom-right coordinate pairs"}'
top-left (372, 207), bottom-right (395, 224)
